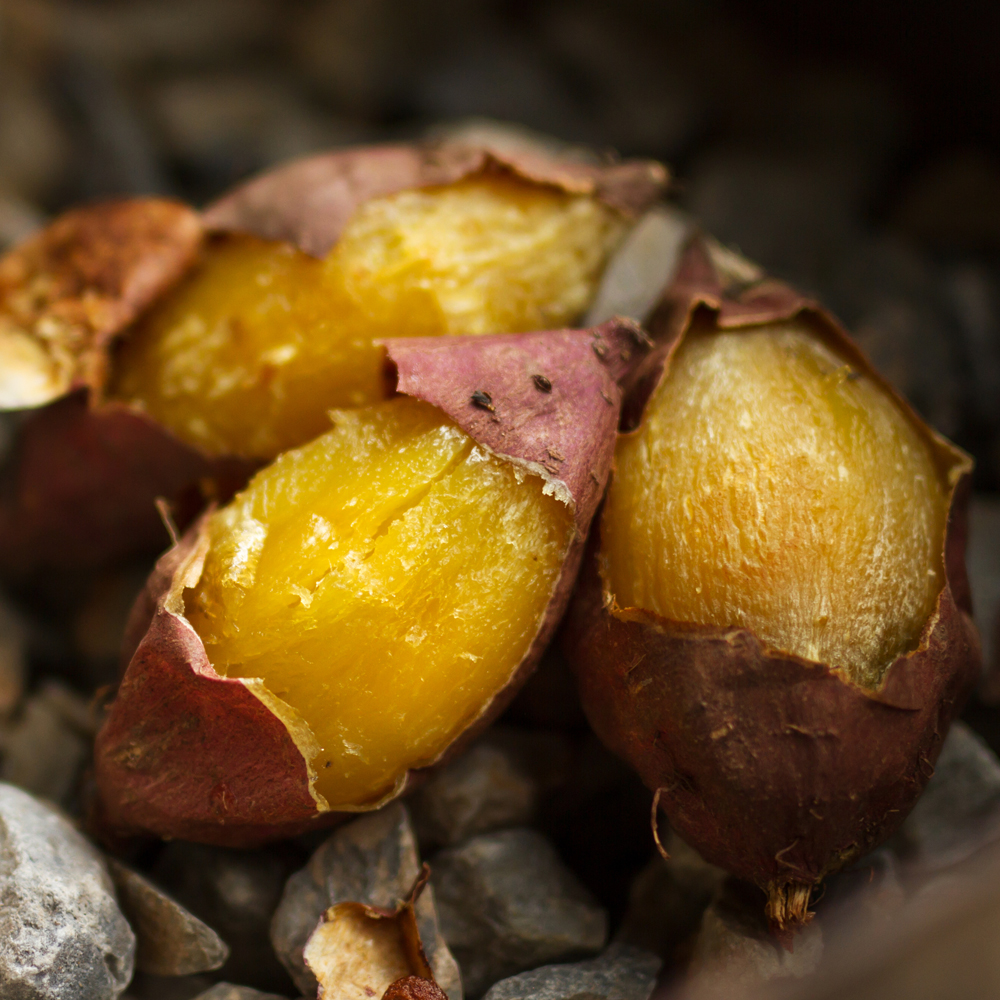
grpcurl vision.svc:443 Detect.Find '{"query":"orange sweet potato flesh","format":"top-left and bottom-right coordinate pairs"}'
top-left (92, 321), bottom-right (646, 845)
top-left (111, 175), bottom-right (629, 458)
top-left (564, 239), bottom-right (981, 933)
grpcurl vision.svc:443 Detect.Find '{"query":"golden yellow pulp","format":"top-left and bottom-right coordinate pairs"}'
top-left (184, 396), bottom-right (573, 808)
top-left (602, 322), bottom-right (948, 689)
top-left (112, 177), bottom-right (624, 459)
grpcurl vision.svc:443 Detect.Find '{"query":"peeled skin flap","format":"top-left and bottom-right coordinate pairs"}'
top-left (92, 320), bottom-right (646, 846)
top-left (565, 238), bottom-right (982, 930)
top-left (203, 143), bottom-right (669, 258)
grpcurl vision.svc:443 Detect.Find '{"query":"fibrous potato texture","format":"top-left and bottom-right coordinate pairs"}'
top-left (183, 395), bottom-right (573, 809)
top-left (112, 176), bottom-right (625, 459)
top-left (602, 321), bottom-right (948, 689)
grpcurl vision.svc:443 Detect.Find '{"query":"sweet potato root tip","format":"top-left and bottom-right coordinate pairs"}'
top-left (766, 881), bottom-right (814, 948)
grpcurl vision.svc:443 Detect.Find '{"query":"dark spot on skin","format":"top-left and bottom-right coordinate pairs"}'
top-left (471, 390), bottom-right (495, 412)
top-left (532, 374), bottom-right (552, 392)
top-left (325, 761), bottom-right (332, 768)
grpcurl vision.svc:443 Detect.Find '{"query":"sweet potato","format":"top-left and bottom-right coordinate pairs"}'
top-left (92, 319), bottom-right (648, 845)
top-left (0, 143), bottom-right (667, 579)
top-left (563, 238), bottom-right (981, 936)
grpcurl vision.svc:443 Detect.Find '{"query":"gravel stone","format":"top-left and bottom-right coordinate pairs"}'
top-left (151, 842), bottom-right (301, 995)
top-left (481, 944), bottom-right (660, 1000)
top-left (0, 691), bottom-right (89, 807)
top-left (432, 827), bottom-right (608, 997)
top-left (615, 830), bottom-right (726, 959)
top-left (898, 721), bottom-right (1000, 867)
top-left (0, 782), bottom-right (135, 999)
top-left (688, 879), bottom-right (822, 988)
top-left (410, 729), bottom-right (571, 850)
top-left (106, 858), bottom-right (229, 976)
top-left (271, 802), bottom-right (461, 1000)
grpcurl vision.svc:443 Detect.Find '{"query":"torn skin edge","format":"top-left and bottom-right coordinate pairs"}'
top-left (304, 864), bottom-right (437, 999)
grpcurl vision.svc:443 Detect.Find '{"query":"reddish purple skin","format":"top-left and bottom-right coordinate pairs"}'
top-left (0, 392), bottom-right (254, 578)
top-left (204, 143), bottom-right (669, 257)
top-left (94, 323), bottom-right (648, 846)
top-left (564, 238), bottom-right (982, 898)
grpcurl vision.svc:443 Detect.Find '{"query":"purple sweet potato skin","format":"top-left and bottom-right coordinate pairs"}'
top-left (93, 324), bottom-right (647, 845)
top-left (0, 392), bottom-right (254, 578)
top-left (564, 238), bottom-right (982, 899)
top-left (92, 523), bottom-right (338, 847)
top-left (204, 142), bottom-right (669, 257)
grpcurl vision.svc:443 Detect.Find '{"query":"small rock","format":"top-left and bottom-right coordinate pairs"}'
top-left (432, 827), bottom-right (608, 997)
top-left (106, 858), bottom-right (229, 976)
top-left (818, 849), bottom-right (905, 943)
top-left (688, 879), bottom-right (822, 988)
top-left (585, 206), bottom-right (693, 328)
top-left (481, 944), bottom-right (661, 1000)
top-left (616, 829), bottom-right (726, 960)
top-left (0, 782), bottom-right (135, 998)
top-left (410, 728), bottom-right (571, 850)
top-left (271, 803), bottom-right (460, 1000)
top-left (0, 687), bottom-right (89, 807)
top-left (897, 721), bottom-right (1000, 867)
top-left (151, 842), bottom-right (301, 995)
top-left (191, 985), bottom-right (292, 1000)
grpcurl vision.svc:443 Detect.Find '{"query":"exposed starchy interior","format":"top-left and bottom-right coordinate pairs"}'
top-left (184, 395), bottom-right (574, 807)
top-left (112, 176), bottom-right (625, 459)
top-left (601, 321), bottom-right (949, 689)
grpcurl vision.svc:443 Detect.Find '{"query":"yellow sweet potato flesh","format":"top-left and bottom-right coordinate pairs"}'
top-left (112, 177), bottom-right (624, 459)
top-left (602, 322), bottom-right (948, 689)
top-left (184, 396), bottom-right (573, 808)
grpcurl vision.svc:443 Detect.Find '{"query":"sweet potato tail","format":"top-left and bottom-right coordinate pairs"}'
top-left (766, 881), bottom-right (814, 950)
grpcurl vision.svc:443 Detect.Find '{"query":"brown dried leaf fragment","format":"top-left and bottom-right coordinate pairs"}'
top-left (0, 199), bottom-right (202, 409)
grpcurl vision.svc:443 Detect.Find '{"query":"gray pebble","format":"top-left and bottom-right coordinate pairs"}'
top-left (433, 828), bottom-right (608, 998)
top-left (271, 802), bottom-right (460, 1000)
top-left (410, 729), bottom-right (571, 851)
top-left (106, 859), bottom-right (228, 977)
top-left (0, 782), bottom-right (135, 999)
top-left (615, 830), bottom-right (726, 959)
top-left (0, 692), bottom-right (89, 808)
top-left (688, 879), bottom-right (822, 988)
top-left (150, 841), bottom-right (300, 995)
top-left (898, 721), bottom-right (1000, 867)
top-left (481, 944), bottom-right (661, 1000)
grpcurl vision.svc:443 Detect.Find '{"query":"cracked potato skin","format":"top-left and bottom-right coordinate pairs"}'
top-left (563, 239), bottom-right (981, 931)
top-left (0, 143), bottom-right (668, 579)
top-left (92, 321), bottom-right (649, 846)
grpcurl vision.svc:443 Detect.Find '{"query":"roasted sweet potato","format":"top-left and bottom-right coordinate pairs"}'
top-left (0, 143), bottom-right (668, 579)
top-left (93, 320), bottom-right (648, 845)
top-left (563, 238), bottom-right (981, 936)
